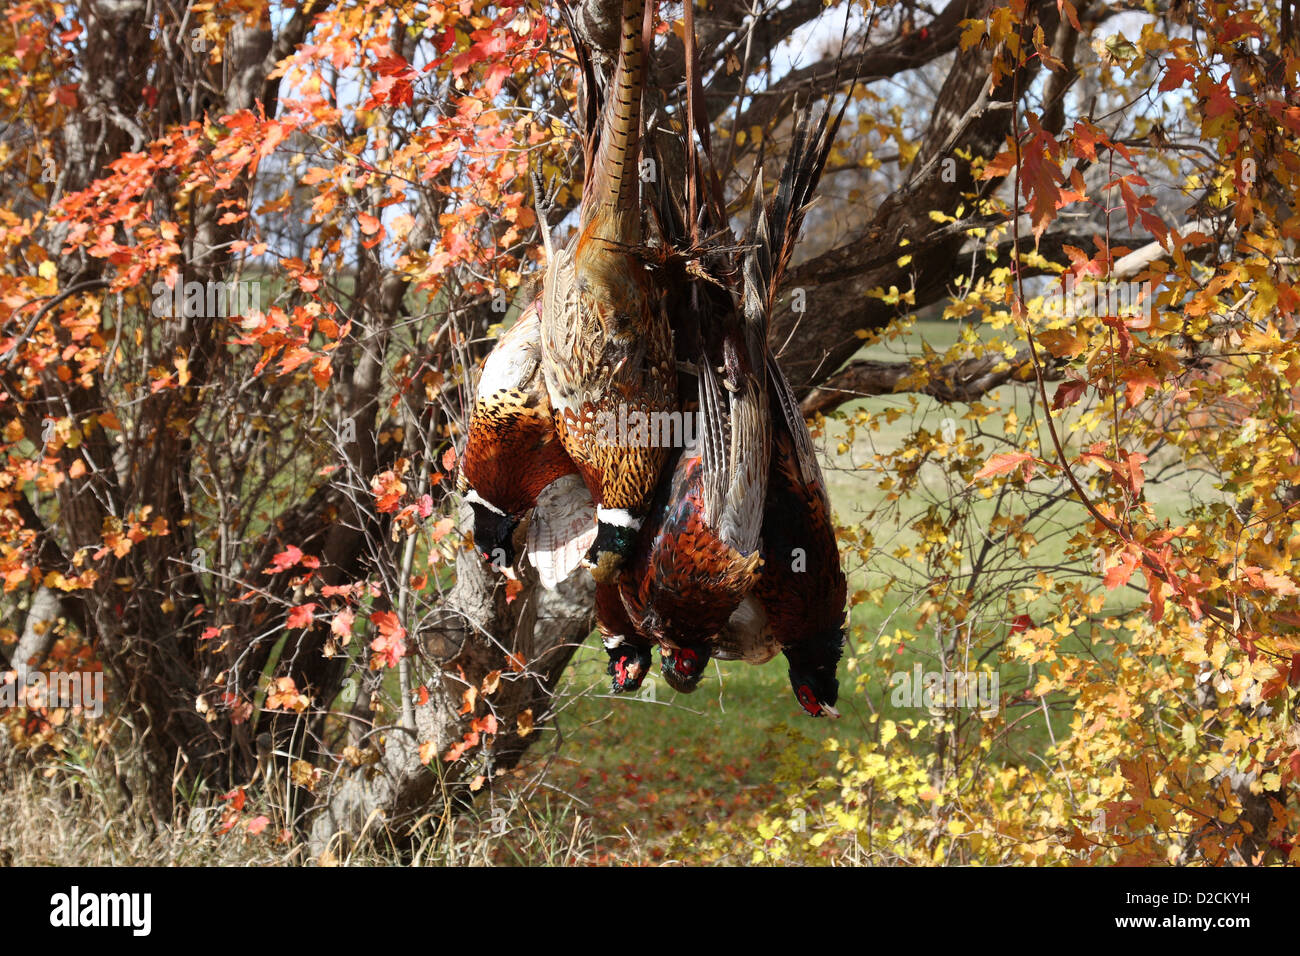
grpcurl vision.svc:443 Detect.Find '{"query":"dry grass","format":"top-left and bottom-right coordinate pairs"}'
top-left (0, 727), bottom-right (653, 867)
top-left (0, 747), bottom-right (293, 866)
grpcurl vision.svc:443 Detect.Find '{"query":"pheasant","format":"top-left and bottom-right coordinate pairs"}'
top-left (621, 97), bottom-right (850, 712)
top-left (458, 299), bottom-right (595, 587)
top-left (731, 100), bottom-right (851, 716)
top-left (753, 356), bottom-right (848, 717)
top-left (597, 577), bottom-right (652, 693)
top-left (540, 0), bottom-right (677, 584)
top-left (611, 119), bottom-right (772, 694)
top-left (695, 374), bottom-right (847, 717)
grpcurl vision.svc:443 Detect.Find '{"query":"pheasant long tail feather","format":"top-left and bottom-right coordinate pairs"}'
top-left (558, 0), bottom-right (602, 153)
top-left (767, 349), bottom-right (826, 493)
top-left (583, 0), bottom-right (648, 226)
top-left (682, 1), bottom-right (727, 241)
top-left (765, 97), bottom-right (849, 307)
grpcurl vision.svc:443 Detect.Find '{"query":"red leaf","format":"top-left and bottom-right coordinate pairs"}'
top-left (267, 545), bottom-right (303, 573)
top-left (443, 730), bottom-right (480, 762)
top-left (287, 604), bottom-right (316, 628)
top-left (471, 713), bottom-right (499, 735)
top-left (331, 607), bottom-right (355, 639)
top-left (1052, 379), bottom-right (1087, 410)
top-left (369, 610), bottom-right (407, 668)
top-left (1159, 56), bottom-right (1195, 93)
top-left (1104, 550), bottom-right (1139, 590)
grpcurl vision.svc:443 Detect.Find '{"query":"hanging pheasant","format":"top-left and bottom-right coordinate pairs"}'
top-left (540, 0), bottom-right (677, 584)
top-left (730, 100), bottom-right (850, 716)
top-left (618, 95), bottom-right (850, 713)
top-left (752, 355), bottom-right (848, 717)
top-left (458, 298), bottom-right (595, 588)
top-left (616, 222), bottom-right (771, 694)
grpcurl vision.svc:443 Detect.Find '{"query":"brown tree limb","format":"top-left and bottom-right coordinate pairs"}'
top-left (799, 348), bottom-right (1064, 417)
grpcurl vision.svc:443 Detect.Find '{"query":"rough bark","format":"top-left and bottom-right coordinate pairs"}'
top-left (306, 553), bottom-right (595, 857)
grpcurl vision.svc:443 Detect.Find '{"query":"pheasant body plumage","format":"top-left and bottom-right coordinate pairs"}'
top-left (540, 0), bottom-right (677, 583)
top-left (460, 301), bottom-right (577, 566)
top-left (460, 301), bottom-right (597, 587)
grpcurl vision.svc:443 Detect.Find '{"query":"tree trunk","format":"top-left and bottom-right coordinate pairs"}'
top-left (307, 551), bottom-right (595, 857)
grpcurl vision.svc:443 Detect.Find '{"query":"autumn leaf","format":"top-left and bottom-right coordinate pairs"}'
top-left (459, 684), bottom-right (478, 715)
top-left (368, 610), bottom-right (407, 669)
top-left (443, 730), bottom-right (480, 763)
top-left (331, 607), bottom-right (355, 641)
top-left (1052, 379), bottom-right (1087, 410)
top-left (266, 676), bottom-right (310, 712)
top-left (1160, 55), bottom-right (1195, 93)
top-left (266, 545), bottom-right (303, 573)
top-left (972, 451), bottom-right (1035, 482)
top-left (1104, 550), bottom-right (1140, 590)
top-left (371, 470), bottom-right (407, 513)
top-left (286, 603), bottom-right (316, 628)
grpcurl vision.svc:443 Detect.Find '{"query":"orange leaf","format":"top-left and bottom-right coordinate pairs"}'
top-left (459, 684), bottom-right (478, 715)
top-left (972, 451), bottom-right (1034, 481)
